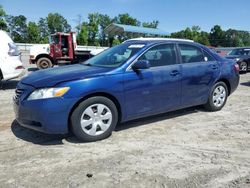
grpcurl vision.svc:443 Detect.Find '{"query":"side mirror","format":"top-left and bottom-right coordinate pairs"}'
top-left (132, 60), bottom-right (150, 70)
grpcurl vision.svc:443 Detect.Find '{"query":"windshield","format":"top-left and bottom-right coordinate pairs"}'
top-left (49, 35), bottom-right (60, 44)
top-left (83, 43), bottom-right (145, 68)
top-left (228, 49), bottom-right (250, 56)
top-left (228, 49), bottom-right (240, 55)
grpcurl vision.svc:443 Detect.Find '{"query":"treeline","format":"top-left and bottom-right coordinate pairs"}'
top-left (171, 25), bottom-right (250, 47)
top-left (1, 5), bottom-right (250, 47)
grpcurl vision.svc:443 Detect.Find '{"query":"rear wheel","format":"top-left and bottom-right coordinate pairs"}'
top-left (0, 69), bottom-right (3, 81)
top-left (70, 97), bottom-right (118, 142)
top-left (204, 82), bottom-right (228, 111)
top-left (36, 57), bottom-right (53, 69)
top-left (239, 61), bottom-right (247, 73)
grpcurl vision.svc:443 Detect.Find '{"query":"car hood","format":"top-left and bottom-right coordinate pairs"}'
top-left (21, 64), bottom-right (112, 88)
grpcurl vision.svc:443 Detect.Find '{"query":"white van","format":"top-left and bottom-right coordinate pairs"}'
top-left (0, 30), bottom-right (25, 81)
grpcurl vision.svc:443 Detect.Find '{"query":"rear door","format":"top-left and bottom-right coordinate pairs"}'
top-left (123, 43), bottom-right (181, 119)
top-left (178, 43), bottom-right (220, 107)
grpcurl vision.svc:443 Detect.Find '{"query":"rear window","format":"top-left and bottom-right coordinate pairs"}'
top-left (179, 44), bottom-right (204, 63)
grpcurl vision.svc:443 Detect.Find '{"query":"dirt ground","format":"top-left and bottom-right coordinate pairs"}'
top-left (0, 52), bottom-right (250, 188)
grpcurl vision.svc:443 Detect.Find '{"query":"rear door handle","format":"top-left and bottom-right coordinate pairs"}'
top-left (170, 70), bottom-right (180, 76)
top-left (211, 64), bottom-right (218, 70)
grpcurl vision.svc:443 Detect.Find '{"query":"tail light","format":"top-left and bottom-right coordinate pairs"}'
top-left (8, 42), bottom-right (19, 56)
top-left (15, 66), bottom-right (24, 70)
top-left (233, 63), bottom-right (239, 72)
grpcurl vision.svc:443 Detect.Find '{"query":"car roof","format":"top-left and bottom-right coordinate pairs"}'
top-left (125, 37), bottom-right (194, 43)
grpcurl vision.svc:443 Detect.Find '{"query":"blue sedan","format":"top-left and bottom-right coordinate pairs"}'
top-left (13, 38), bottom-right (240, 142)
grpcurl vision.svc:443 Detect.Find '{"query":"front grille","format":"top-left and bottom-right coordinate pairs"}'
top-left (14, 88), bottom-right (25, 102)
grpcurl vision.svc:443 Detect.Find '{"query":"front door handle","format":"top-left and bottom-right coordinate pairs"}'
top-left (170, 70), bottom-right (180, 76)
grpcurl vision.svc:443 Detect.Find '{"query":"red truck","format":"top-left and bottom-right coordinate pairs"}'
top-left (29, 32), bottom-right (107, 69)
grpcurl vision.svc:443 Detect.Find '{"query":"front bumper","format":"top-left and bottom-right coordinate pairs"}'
top-left (13, 82), bottom-right (78, 134)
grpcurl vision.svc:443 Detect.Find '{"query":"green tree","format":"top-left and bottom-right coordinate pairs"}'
top-left (171, 27), bottom-right (193, 40)
top-left (224, 29), bottom-right (249, 47)
top-left (38, 18), bottom-right (49, 43)
top-left (77, 22), bottom-right (88, 45)
top-left (0, 5), bottom-right (7, 30)
top-left (171, 26), bottom-right (210, 46)
top-left (98, 14), bottom-right (113, 46)
top-left (198, 31), bottom-right (210, 46)
top-left (142, 20), bottom-right (159, 28)
top-left (238, 31), bottom-right (250, 46)
top-left (209, 25), bottom-right (226, 47)
top-left (87, 13), bottom-right (99, 46)
top-left (27, 22), bottom-right (40, 43)
top-left (112, 37), bottom-right (121, 46)
top-left (46, 13), bottom-right (71, 34)
top-left (6, 15), bottom-right (27, 42)
top-left (114, 13), bottom-right (140, 26)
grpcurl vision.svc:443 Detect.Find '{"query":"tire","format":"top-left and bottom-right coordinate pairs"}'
top-left (70, 96), bottom-right (118, 142)
top-left (239, 61), bottom-right (247, 73)
top-left (36, 57), bottom-right (53, 69)
top-left (204, 82), bottom-right (228, 111)
top-left (0, 69), bottom-right (3, 81)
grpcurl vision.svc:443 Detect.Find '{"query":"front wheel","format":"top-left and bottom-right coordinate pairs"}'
top-left (36, 57), bottom-right (53, 69)
top-left (204, 82), bottom-right (228, 111)
top-left (70, 97), bottom-right (118, 142)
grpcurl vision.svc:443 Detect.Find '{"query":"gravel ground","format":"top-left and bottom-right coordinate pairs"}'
top-left (0, 52), bottom-right (250, 188)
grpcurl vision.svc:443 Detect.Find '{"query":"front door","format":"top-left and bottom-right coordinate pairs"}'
top-left (50, 35), bottom-right (62, 59)
top-left (123, 43), bottom-right (181, 120)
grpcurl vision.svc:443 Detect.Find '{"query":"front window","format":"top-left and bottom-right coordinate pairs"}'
top-left (139, 44), bottom-right (177, 67)
top-left (49, 35), bottom-right (60, 44)
top-left (83, 43), bottom-right (145, 68)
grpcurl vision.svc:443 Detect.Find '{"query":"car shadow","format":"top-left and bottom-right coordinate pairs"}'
top-left (11, 120), bottom-right (68, 145)
top-left (11, 106), bottom-right (204, 145)
top-left (241, 81), bottom-right (250, 87)
top-left (0, 80), bottom-right (19, 90)
top-left (115, 106), bottom-right (203, 132)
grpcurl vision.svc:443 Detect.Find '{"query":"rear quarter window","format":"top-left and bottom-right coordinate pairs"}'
top-left (203, 50), bottom-right (216, 61)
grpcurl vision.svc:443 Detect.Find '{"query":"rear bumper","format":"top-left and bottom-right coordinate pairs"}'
top-left (3, 69), bottom-right (25, 80)
top-left (229, 74), bottom-right (240, 95)
top-left (2, 56), bottom-right (26, 80)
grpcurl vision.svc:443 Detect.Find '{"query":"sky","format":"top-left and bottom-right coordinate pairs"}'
top-left (1, 0), bottom-right (250, 33)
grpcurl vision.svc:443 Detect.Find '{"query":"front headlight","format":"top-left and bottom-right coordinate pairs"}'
top-left (235, 58), bottom-right (240, 62)
top-left (27, 87), bottom-right (70, 101)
